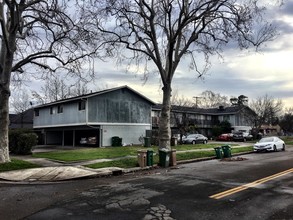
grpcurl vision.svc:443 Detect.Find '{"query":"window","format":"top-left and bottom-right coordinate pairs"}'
top-left (50, 107), bottom-right (57, 115)
top-left (78, 100), bottom-right (86, 111)
top-left (34, 109), bottom-right (39, 117)
top-left (57, 105), bottom-right (63, 113)
top-left (223, 115), bottom-right (230, 121)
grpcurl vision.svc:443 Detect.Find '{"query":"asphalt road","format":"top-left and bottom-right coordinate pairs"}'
top-left (1, 147), bottom-right (292, 220)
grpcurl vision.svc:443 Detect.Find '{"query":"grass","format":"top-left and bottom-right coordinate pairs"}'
top-left (86, 145), bottom-right (254, 169)
top-left (281, 136), bottom-right (293, 145)
top-left (32, 143), bottom-right (226, 162)
top-left (1, 144), bottom-right (254, 172)
top-left (2, 137), bottom-right (291, 172)
top-left (0, 159), bottom-right (41, 172)
top-left (173, 143), bottom-right (231, 151)
top-left (86, 158), bottom-right (140, 169)
top-left (32, 146), bottom-right (159, 162)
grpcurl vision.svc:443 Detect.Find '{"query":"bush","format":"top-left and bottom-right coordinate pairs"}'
top-left (9, 129), bottom-right (38, 155)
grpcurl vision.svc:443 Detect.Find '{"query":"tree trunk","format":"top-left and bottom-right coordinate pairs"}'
top-left (0, 35), bottom-right (15, 163)
top-left (0, 91), bottom-right (10, 163)
top-left (159, 84), bottom-right (172, 150)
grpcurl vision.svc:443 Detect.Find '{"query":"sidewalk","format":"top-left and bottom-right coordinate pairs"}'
top-left (0, 154), bottom-right (145, 182)
top-left (0, 144), bottom-right (253, 183)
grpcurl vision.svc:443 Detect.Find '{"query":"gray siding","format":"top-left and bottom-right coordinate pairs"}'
top-left (102, 124), bottom-right (151, 146)
top-left (88, 89), bottom-right (151, 124)
top-left (34, 102), bottom-right (86, 127)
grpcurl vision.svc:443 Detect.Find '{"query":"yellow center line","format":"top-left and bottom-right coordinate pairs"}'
top-left (210, 168), bottom-right (293, 200)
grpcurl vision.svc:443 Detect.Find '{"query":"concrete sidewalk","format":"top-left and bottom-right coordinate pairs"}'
top-left (0, 143), bottom-right (254, 183)
top-left (0, 166), bottom-right (136, 182)
top-left (0, 153), bottom-right (144, 182)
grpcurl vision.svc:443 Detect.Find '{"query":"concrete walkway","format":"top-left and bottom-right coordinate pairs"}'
top-left (0, 143), bottom-right (253, 183)
top-left (0, 166), bottom-right (136, 182)
top-left (0, 153), bottom-right (145, 182)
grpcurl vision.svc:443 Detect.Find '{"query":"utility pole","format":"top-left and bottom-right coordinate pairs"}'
top-left (193, 96), bottom-right (202, 108)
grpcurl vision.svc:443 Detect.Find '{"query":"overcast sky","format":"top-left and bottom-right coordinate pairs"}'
top-left (83, 1), bottom-right (292, 108)
top-left (22, 1), bottom-right (293, 109)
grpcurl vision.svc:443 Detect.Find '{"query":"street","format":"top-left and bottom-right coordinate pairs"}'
top-left (1, 148), bottom-right (292, 220)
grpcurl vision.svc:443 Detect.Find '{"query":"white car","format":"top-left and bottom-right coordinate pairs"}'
top-left (254, 136), bottom-right (285, 152)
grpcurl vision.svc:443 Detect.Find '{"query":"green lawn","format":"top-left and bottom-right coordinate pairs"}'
top-left (0, 159), bottom-right (41, 172)
top-left (281, 136), bottom-right (293, 145)
top-left (32, 146), bottom-right (159, 162)
top-left (86, 145), bottom-right (254, 169)
top-left (32, 144), bottom-right (225, 162)
top-left (1, 144), bottom-right (254, 172)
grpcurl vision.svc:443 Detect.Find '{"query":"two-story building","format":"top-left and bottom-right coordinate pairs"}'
top-left (9, 108), bottom-right (34, 129)
top-left (33, 86), bottom-right (155, 147)
top-left (152, 104), bottom-right (255, 138)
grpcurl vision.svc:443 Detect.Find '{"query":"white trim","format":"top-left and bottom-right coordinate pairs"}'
top-left (88, 122), bottom-right (151, 126)
top-left (34, 123), bottom-right (88, 128)
top-left (33, 122), bottom-right (151, 129)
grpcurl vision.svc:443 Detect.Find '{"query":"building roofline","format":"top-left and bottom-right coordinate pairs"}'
top-left (34, 85), bottom-right (156, 109)
top-left (152, 104), bottom-right (252, 115)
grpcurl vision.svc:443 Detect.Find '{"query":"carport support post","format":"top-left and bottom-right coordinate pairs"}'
top-left (62, 130), bottom-right (65, 147)
top-left (73, 130), bottom-right (75, 147)
top-left (44, 131), bottom-right (47, 145)
top-left (99, 128), bottom-right (103, 147)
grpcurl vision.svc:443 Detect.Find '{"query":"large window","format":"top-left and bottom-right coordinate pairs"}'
top-left (78, 100), bottom-right (86, 111)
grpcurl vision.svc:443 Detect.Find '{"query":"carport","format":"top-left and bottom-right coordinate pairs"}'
top-left (43, 126), bottom-right (101, 147)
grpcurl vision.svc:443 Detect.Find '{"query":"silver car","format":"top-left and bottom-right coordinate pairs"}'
top-left (182, 134), bottom-right (208, 144)
top-left (254, 136), bottom-right (285, 152)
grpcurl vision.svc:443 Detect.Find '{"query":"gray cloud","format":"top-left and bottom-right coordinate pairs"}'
top-left (280, 1), bottom-right (293, 15)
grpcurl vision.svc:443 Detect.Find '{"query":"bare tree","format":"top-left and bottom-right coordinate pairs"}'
top-left (198, 90), bottom-right (229, 108)
top-left (10, 88), bottom-right (32, 114)
top-left (249, 94), bottom-right (283, 131)
top-left (0, 1), bottom-right (98, 163)
top-left (41, 75), bottom-right (69, 102)
top-left (84, 0), bottom-right (278, 150)
top-left (171, 89), bottom-right (194, 107)
top-left (31, 76), bottom-right (91, 104)
top-left (68, 80), bottom-right (90, 97)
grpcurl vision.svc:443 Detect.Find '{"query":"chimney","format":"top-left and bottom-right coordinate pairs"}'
top-left (219, 106), bottom-right (225, 111)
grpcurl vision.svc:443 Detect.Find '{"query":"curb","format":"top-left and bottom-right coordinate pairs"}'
top-left (0, 151), bottom-right (255, 184)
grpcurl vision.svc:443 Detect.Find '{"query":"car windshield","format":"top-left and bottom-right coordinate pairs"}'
top-left (259, 137), bottom-right (274, 143)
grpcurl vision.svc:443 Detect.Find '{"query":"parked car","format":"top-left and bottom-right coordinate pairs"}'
top-left (216, 133), bottom-right (233, 141)
top-left (80, 137), bottom-right (87, 145)
top-left (80, 137), bottom-right (97, 145)
top-left (232, 132), bottom-right (253, 142)
top-left (254, 136), bottom-right (285, 152)
top-left (182, 134), bottom-right (208, 144)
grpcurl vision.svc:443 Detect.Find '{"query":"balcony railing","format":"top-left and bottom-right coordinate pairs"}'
top-left (152, 117), bottom-right (220, 128)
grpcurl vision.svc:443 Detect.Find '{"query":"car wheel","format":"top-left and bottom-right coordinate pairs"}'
top-left (243, 138), bottom-right (246, 142)
top-left (282, 144), bottom-right (285, 151)
top-left (203, 140), bottom-right (207, 144)
top-left (273, 145), bottom-right (277, 152)
top-left (192, 140), bottom-right (196, 145)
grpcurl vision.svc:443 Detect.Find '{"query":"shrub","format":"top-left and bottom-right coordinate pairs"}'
top-left (9, 129), bottom-right (38, 155)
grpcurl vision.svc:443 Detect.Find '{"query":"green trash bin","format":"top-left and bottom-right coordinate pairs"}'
top-left (144, 137), bottom-right (151, 147)
top-left (221, 145), bottom-right (232, 158)
top-left (112, 136), bottom-right (122, 146)
top-left (147, 150), bottom-right (153, 166)
top-left (214, 147), bottom-right (223, 159)
top-left (159, 148), bottom-right (170, 168)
